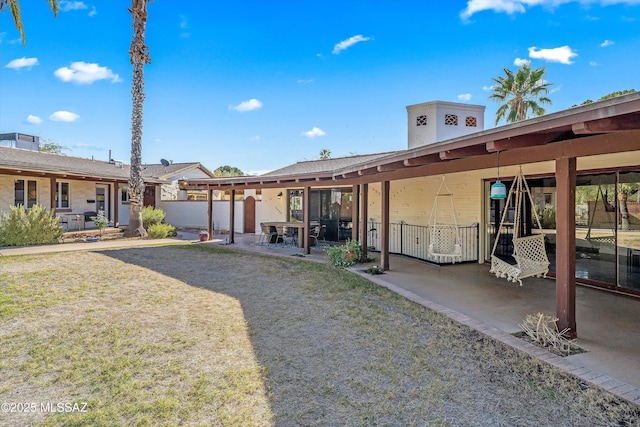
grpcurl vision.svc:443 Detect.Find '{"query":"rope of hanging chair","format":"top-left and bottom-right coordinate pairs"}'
top-left (428, 177), bottom-right (462, 259)
top-left (490, 167), bottom-right (545, 258)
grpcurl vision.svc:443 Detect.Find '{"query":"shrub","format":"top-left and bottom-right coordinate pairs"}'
top-left (147, 223), bottom-right (177, 239)
top-left (0, 205), bottom-right (64, 246)
top-left (91, 210), bottom-right (109, 236)
top-left (326, 239), bottom-right (363, 268)
top-left (141, 206), bottom-right (165, 229)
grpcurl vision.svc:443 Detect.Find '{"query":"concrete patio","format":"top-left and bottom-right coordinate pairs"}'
top-left (211, 232), bottom-right (640, 406)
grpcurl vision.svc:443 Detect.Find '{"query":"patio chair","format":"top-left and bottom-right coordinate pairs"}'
top-left (317, 224), bottom-right (329, 248)
top-left (266, 225), bottom-right (280, 245)
top-left (489, 168), bottom-right (549, 286)
top-left (257, 223), bottom-right (270, 246)
top-left (284, 226), bottom-right (298, 247)
top-left (273, 225), bottom-right (286, 246)
top-left (310, 225), bottom-right (320, 247)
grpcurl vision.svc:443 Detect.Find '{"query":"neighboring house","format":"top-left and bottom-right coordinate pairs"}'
top-left (0, 133), bottom-right (213, 228)
top-left (181, 94), bottom-right (640, 335)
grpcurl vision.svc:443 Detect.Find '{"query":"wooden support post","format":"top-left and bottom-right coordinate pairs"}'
top-left (556, 157), bottom-right (577, 338)
top-left (359, 184), bottom-right (368, 260)
top-left (352, 184), bottom-right (359, 242)
top-left (381, 180), bottom-right (390, 271)
top-left (113, 182), bottom-right (119, 227)
top-left (304, 186), bottom-right (311, 255)
top-left (207, 189), bottom-right (213, 241)
top-left (49, 177), bottom-right (56, 214)
top-left (229, 189), bottom-right (235, 244)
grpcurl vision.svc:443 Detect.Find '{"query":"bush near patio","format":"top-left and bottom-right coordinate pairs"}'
top-left (326, 239), bottom-right (363, 267)
top-left (141, 206), bottom-right (166, 229)
top-left (147, 223), bottom-right (177, 239)
top-left (0, 204), bottom-right (64, 246)
top-left (141, 206), bottom-right (177, 238)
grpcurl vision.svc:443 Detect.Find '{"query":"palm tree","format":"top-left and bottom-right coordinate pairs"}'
top-left (125, 0), bottom-right (151, 238)
top-left (489, 64), bottom-right (552, 125)
top-left (319, 149), bottom-right (331, 159)
top-left (1, 0), bottom-right (58, 45)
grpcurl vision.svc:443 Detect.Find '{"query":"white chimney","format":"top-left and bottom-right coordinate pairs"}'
top-left (406, 101), bottom-right (485, 149)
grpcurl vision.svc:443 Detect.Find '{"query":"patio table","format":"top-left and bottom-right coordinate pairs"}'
top-left (262, 221), bottom-right (320, 247)
top-left (60, 213), bottom-right (84, 231)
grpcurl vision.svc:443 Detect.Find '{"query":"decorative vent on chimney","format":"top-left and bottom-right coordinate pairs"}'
top-left (444, 114), bottom-right (458, 126)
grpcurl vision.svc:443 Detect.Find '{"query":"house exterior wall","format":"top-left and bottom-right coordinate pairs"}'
top-left (255, 188), bottom-right (289, 233)
top-left (0, 175), bottom-right (119, 217)
top-left (161, 200), bottom-right (245, 233)
top-left (161, 201), bottom-right (208, 228)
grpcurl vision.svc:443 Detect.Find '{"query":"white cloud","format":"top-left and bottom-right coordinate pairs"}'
top-left (600, 39), bottom-right (614, 47)
top-left (50, 111), bottom-right (80, 122)
top-left (74, 142), bottom-right (102, 150)
top-left (297, 79), bottom-right (314, 84)
top-left (461, 0), bottom-right (640, 19)
top-left (88, 6), bottom-right (97, 17)
top-left (229, 98), bottom-right (263, 112)
top-left (25, 115), bottom-right (42, 124)
top-left (302, 127), bottom-right (326, 138)
top-left (54, 61), bottom-right (121, 84)
top-left (458, 93), bottom-right (472, 101)
top-left (528, 45), bottom-right (577, 64)
top-left (179, 14), bottom-right (191, 38)
top-left (332, 35), bottom-right (372, 55)
top-left (59, 1), bottom-right (88, 12)
top-left (249, 135), bottom-right (261, 141)
top-left (179, 15), bottom-right (189, 29)
top-left (513, 57), bottom-right (530, 66)
top-left (590, 60), bottom-right (599, 66)
top-left (483, 85), bottom-right (495, 91)
top-left (6, 57), bottom-right (38, 70)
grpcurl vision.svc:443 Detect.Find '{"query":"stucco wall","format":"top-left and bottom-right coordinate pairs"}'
top-left (0, 176), bottom-right (122, 220)
top-left (160, 200), bottom-right (245, 233)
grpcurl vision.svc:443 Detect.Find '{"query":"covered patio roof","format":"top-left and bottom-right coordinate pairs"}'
top-left (180, 92), bottom-right (640, 191)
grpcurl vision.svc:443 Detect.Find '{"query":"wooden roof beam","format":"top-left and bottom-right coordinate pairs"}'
top-left (341, 171), bottom-right (360, 179)
top-left (486, 132), bottom-right (566, 152)
top-left (439, 145), bottom-right (488, 160)
top-left (376, 160), bottom-right (405, 172)
top-left (358, 167), bottom-right (378, 176)
top-left (572, 114), bottom-right (640, 134)
top-left (403, 153), bottom-right (441, 167)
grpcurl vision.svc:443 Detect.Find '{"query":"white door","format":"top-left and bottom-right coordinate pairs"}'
top-left (96, 184), bottom-right (109, 219)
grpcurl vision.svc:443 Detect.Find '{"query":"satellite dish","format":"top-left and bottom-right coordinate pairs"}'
top-left (160, 159), bottom-right (170, 167)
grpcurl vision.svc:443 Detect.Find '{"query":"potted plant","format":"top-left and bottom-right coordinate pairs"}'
top-left (366, 265), bottom-right (383, 275)
top-left (326, 239), bottom-right (363, 268)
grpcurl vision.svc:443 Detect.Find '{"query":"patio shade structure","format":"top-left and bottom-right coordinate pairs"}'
top-left (180, 93), bottom-right (640, 338)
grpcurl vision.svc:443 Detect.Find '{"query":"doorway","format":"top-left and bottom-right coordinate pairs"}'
top-left (96, 184), bottom-right (109, 219)
top-left (144, 185), bottom-right (156, 207)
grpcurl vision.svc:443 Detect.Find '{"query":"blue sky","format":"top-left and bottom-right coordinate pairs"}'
top-left (1, 0), bottom-right (639, 175)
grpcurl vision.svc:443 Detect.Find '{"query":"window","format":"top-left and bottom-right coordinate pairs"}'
top-left (56, 182), bottom-right (70, 209)
top-left (465, 116), bottom-right (477, 127)
top-left (444, 114), bottom-right (458, 126)
top-left (121, 185), bottom-right (130, 202)
top-left (416, 115), bottom-right (427, 126)
top-left (15, 179), bottom-right (37, 208)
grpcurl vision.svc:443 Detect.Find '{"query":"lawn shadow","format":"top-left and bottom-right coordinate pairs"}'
top-left (98, 245), bottom-right (640, 426)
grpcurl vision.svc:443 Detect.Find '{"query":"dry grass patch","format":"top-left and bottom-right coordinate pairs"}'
top-left (0, 245), bottom-right (638, 426)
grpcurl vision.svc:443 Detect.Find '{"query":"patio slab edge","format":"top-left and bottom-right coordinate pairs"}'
top-left (350, 267), bottom-right (640, 408)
